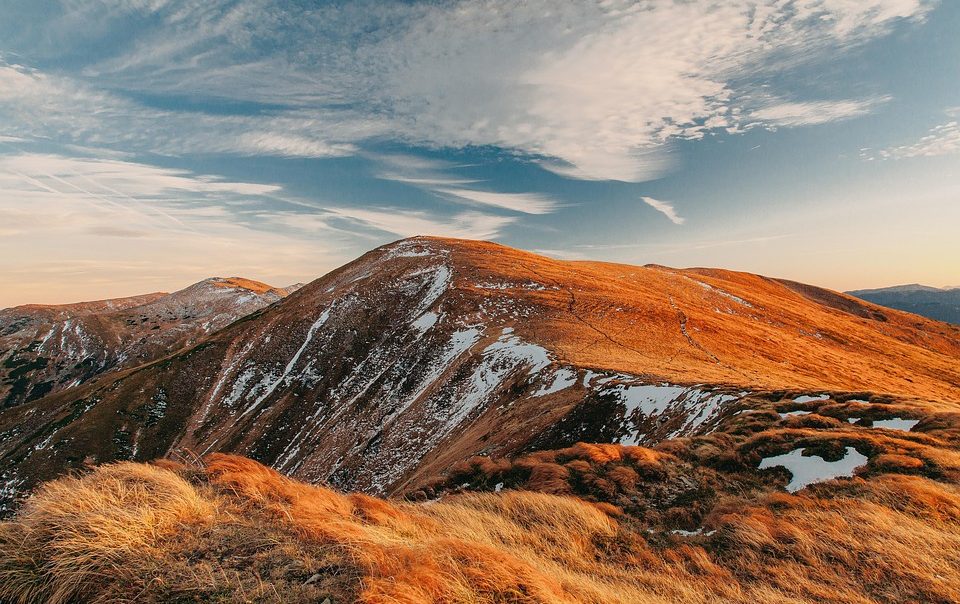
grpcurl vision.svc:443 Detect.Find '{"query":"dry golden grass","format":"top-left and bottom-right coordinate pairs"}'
top-left (0, 462), bottom-right (215, 603)
top-left (2, 445), bottom-right (959, 604)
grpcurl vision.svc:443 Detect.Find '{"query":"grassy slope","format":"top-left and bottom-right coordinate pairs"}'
top-left (2, 392), bottom-right (959, 604)
top-left (443, 238), bottom-right (960, 401)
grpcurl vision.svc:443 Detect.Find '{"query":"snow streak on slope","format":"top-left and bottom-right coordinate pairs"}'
top-left (240, 309), bottom-right (330, 418)
top-left (439, 330), bottom-right (552, 436)
top-left (533, 367), bottom-right (578, 397)
top-left (599, 382), bottom-right (745, 446)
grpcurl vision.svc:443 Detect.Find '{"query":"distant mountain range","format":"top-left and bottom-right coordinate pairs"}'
top-left (847, 284), bottom-right (960, 324)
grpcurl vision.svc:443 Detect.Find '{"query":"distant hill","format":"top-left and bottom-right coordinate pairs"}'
top-left (847, 284), bottom-right (960, 325)
top-left (0, 277), bottom-right (301, 408)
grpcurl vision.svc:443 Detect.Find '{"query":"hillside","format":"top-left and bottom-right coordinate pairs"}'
top-left (0, 277), bottom-right (301, 409)
top-left (3, 413), bottom-right (959, 604)
top-left (848, 284), bottom-right (960, 325)
top-left (1, 237), bottom-right (958, 515)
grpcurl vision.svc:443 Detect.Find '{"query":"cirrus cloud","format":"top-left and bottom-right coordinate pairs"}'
top-left (0, 0), bottom-right (936, 182)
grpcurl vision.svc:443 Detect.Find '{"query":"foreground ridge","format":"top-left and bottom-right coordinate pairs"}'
top-left (2, 429), bottom-right (959, 604)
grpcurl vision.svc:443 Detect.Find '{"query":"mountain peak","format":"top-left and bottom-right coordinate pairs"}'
top-left (199, 277), bottom-right (282, 295)
top-left (0, 276), bottom-right (301, 409)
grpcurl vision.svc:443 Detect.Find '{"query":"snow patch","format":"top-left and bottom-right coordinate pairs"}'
top-left (448, 333), bottom-right (552, 426)
top-left (532, 367), bottom-right (578, 397)
top-left (687, 277), bottom-right (753, 307)
top-left (612, 384), bottom-right (742, 445)
top-left (411, 328), bottom-right (481, 400)
top-left (476, 281), bottom-right (551, 291)
top-left (239, 308), bottom-right (330, 417)
top-left (420, 265), bottom-right (451, 309)
top-left (618, 384), bottom-right (692, 419)
top-left (779, 410), bottom-right (811, 418)
top-left (793, 394), bottom-right (829, 403)
top-left (759, 446), bottom-right (867, 492)
top-left (223, 366), bottom-right (258, 409)
top-left (872, 418), bottom-right (919, 432)
top-left (671, 528), bottom-right (717, 537)
top-left (385, 243), bottom-right (435, 259)
top-left (411, 311), bottom-right (439, 335)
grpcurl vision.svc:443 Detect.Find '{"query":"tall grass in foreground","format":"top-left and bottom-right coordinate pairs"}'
top-left (1, 450), bottom-right (959, 603)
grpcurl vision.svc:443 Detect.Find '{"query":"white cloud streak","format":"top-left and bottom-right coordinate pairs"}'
top-left (371, 152), bottom-right (560, 216)
top-left (326, 207), bottom-right (515, 240)
top-left (863, 118), bottom-right (960, 160)
top-left (0, 153), bottom-right (282, 233)
top-left (749, 97), bottom-right (889, 127)
top-left (434, 188), bottom-right (558, 215)
top-left (641, 196), bottom-right (686, 225)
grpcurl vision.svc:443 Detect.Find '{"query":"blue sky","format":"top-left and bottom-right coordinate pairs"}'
top-left (1, 0), bottom-right (958, 306)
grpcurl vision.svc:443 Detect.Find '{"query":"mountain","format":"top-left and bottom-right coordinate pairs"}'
top-left (847, 284), bottom-right (960, 324)
top-left (2, 237), bottom-right (958, 514)
top-left (2, 238), bottom-right (960, 603)
top-left (0, 277), bottom-right (301, 409)
top-left (851, 284), bottom-right (944, 294)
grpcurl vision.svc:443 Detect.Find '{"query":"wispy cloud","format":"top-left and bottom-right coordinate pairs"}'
top-left (435, 188), bottom-right (558, 215)
top-left (0, 63), bottom-right (373, 160)
top-left (326, 207), bottom-right (515, 240)
top-left (372, 153), bottom-right (481, 187)
top-left (372, 152), bottom-right (560, 216)
top-left (0, 0), bottom-right (934, 182)
top-left (234, 133), bottom-right (358, 158)
top-left (641, 196), bottom-right (685, 225)
top-left (0, 151), bottom-right (354, 306)
top-left (749, 97), bottom-right (889, 127)
top-left (0, 152), bottom-right (282, 233)
top-left (862, 113), bottom-right (960, 160)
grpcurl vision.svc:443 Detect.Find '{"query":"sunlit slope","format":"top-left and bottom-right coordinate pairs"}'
top-left (440, 238), bottom-right (960, 398)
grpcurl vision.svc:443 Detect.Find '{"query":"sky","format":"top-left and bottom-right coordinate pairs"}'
top-left (1, 0), bottom-right (958, 307)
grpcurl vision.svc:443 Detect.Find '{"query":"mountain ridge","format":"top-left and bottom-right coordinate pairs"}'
top-left (1, 236), bottom-right (958, 514)
top-left (847, 283), bottom-right (960, 325)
